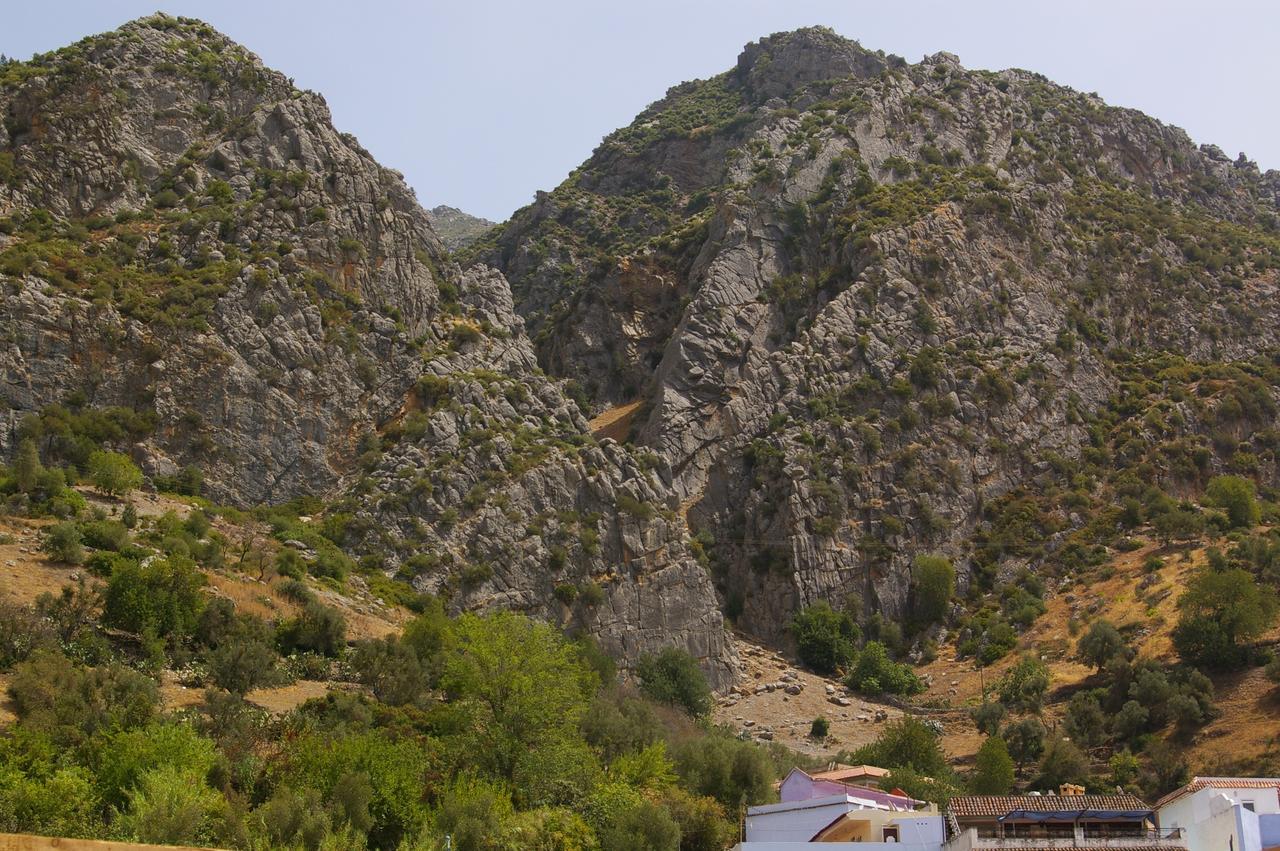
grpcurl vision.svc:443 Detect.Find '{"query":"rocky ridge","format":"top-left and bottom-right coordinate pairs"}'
top-left (472, 27), bottom-right (1280, 642)
top-left (427, 204), bottom-right (495, 251)
top-left (0, 15), bottom-right (735, 684)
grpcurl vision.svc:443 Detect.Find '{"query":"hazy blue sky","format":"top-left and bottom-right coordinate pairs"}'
top-left (5, 1), bottom-right (1278, 221)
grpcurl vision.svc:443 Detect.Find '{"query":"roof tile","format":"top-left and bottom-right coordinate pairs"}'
top-left (949, 795), bottom-right (1151, 818)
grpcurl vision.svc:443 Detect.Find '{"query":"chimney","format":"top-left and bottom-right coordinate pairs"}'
top-left (1060, 784), bottom-right (1086, 797)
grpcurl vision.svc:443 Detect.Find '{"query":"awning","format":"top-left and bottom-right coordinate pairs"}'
top-left (998, 809), bottom-right (1154, 822)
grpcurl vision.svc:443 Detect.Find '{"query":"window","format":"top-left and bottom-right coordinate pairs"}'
top-left (1242, 801), bottom-right (1255, 813)
top-left (883, 826), bottom-right (900, 843)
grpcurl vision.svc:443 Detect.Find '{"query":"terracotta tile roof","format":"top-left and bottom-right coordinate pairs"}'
top-left (1153, 777), bottom-right (1280, 809)
top-left (813, 764), bottom-right (892, 782)
top-left (949, 795), bottom-right (1151, 818)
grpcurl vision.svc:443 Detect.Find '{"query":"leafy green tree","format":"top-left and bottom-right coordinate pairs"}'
top-left (441, 612), bottom-right (598, 779)
top-left (1109, 750), bottom-right (1140, 792)
top-left (0, 765), bottom-right (101, 838)
top-left (846, 641), bottom-right (923, 696)
top-left (14, 438), bottom-right (41, 494)
top-left (598, 799), bottom-right (681, 850)
top-left (635, 647), bottom-right (712, 717)
top-left (671, 733), bottom-right (775, 809)
top-left (102, 555), bottom-right (206, 639)
top-left (87, 450), bottom-right (143, 498)
top-left (912, 555), bottom-right (955, 627)
top-left (115, 765), bottom-right (227, 846)
top-left (350, 636), bottom-right (428, 706)
top-left (1077, 619), bottom-right (1130, 671)
top-left (789, 601), bottom-right (859, 674)
top-left (7, 650), bottom-right (159, 746)
top-left (844, 716), bottom-right (947, 775)
top-left (1003, 717), bottom-right (1045, 775)
top-left (971, 736), bottom-right (1014, 794)
top-left (42, 521), bottom-right (84, 564)
top-left (997, 655), bottom-right (1051, 713)
top-left (206, 635), bottom-right (279, 696)
top-left (970, 700), bottom-right (1006, 736)
top-left (1034, 736), bottom-right (1088, 790)
top-left (95, 721), bottom-right (218, 809)
top-left (1174, 567), bottom-right (1279, 670)
top-left (430, 774), bottom-right (514, 851)
top-left (277, 600), bottom-right (347, 657)
top-left (809, 716), bottom-right (830, 739)
top-left (1063, 690), bottom-right (1107, 748)
top-left (1205, 475), bottom-right (1261, 529)
top-left (1154, 508), bottom-right (1204, 546)
top-left (1113, 700), bottom-right (1149, 739)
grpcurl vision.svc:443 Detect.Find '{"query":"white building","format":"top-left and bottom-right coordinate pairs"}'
top-left (1155, 777), bottom-right (1280, 851)
top-left (734, 768), bottom-right (943, 850)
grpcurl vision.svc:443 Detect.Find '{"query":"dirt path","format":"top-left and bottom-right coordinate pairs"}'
top-left (589, 400), bottom-right (644, 443)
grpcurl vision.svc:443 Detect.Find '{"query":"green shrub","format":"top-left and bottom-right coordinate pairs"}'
top-left (42, 521), bottom-right (84, 564)
top-left (911, 554), bottom-right (955, 628)
top-left (102, 555), bottom-right (206, 639)
top-left (1205, 475), bottom-right (1260, 529)
top-left (845, 641), bottom-right (922, 696)
top-left (971, 736), bottom-right (1014, 794)
top-left (790, 601), bottom-right (859, 674)
top-left (277, 601), bottom-right (347, 657)
top-left (635, 647), bottom-right (712, 717)
top-left (809, 717), bottom-right (830, 739)
top-left (87, 450), bottom-right (143, 498)
top-left (996, 655), bottom-right (1051, 713)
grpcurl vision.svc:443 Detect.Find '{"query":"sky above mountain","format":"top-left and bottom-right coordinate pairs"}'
top-left (5, 0), bottom-right (1278, 222)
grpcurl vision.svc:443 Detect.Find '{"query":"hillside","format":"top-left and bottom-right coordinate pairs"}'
top-left (470, 25), bottom-right (1280, 648)
top-left (2, 15), bottom-right (1280, 849)
top-left (426, 204), bottom-right (495, 251)
top-left (0, 13), bottom-right (734, 683)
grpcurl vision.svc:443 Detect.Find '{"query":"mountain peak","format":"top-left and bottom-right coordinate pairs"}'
top-left (734, 26), bottom-right (889, 101)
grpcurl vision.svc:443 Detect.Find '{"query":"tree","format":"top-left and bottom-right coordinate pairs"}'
top-left (1205, 475), bottom-right (1260, 529)
top-left (970, 700), bottom-right (1006, 736)
top-left (277, 601), bottom-right (347, 657)
top-left (1003, 717), bottom-right (1045, 776)
top-left (846, 641), bottom-right (924, 696)
top-left (1034, 736), bottom-right (1087, 790)
top-left (102, 556), bottom-right (206, 639)
top-left (844, 717), bottom-right (947, 775)
top-left (14, 438), bottom-right (41, 494)
top-left (671, 733), bottom-right (774, 809)
top-left (1113, 700), bottom-right (1149, 740)
top-left (1154, 509), bottom-right (1204, 546)
top-left (42, 521), bottom-right (84, 564)
top-left (87, 450), bottom-right (143, 498)
top-left (1174, 567), bottom-right (1279, 670)
top-left (911, 555), bottom-right (955, 628)
top-left (206, 636), bottom-right (278, 696)
top-left (809, 717), bottom-right (830, 739)
top-left (1063, 691), bottom-right (1107, 748)
top-left (441, 612), bottom-right (598, 779)
top-left (1077, 619), bottom-right (1130, 670)
top-left (790, 601), bottom-right (859, 674)
top-left (971, 736), bottom-right (1014, 794)
top-left (997, 655), bottom-right (1051, 713)
top-left (635, 648), bottom-right (712, 717)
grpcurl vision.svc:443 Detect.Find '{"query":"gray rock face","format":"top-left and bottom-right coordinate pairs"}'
top-left (427, 205), bottom-right (496, 252)
top-left (478, 28), bottom-right (1280, 644)
top-left (0, 14), bottom-right (738, 685)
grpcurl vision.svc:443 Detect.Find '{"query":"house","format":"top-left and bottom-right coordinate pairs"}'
top-left (734, 768), bottom-right (942, 849)
top-left (808, 764), bottom-right (895, 789)
top-left (780, 768), bottom-right (923, 808)
top-left (943, 788), bottom-right (1187, 851)
top-left (1154, 777), bottom-right (1280, 851)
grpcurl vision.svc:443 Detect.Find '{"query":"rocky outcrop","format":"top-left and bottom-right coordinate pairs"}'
top-left (477, 28), bottom-right (1280, 643)
top-left (427, 205), bottom-right (495, 251)
top-left (0, 14), bottom-right (738, 684)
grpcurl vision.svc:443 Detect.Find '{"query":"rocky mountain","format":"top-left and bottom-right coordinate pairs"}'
top-left (3, 18), bottom-right (1279, 687)
top-left (426, 204), bottom-right (495, 251)
top-left (469, 27), bottom-right (1280, 643)
top-left (0, 15), bottom-right (734, 685)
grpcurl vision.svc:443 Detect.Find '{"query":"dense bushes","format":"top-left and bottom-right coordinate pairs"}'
top-left (845, 641), bottom-right (924, 696)
top-left (1173, 566), bottom-right (1277, 670)
top-left (635, 647), bottom-right (712, 717)
top-left (790, 601), bottom-right (859, 674)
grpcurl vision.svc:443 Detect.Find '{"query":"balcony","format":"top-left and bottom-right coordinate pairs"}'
top-left (946, 827), bottom-right (1187, 851)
